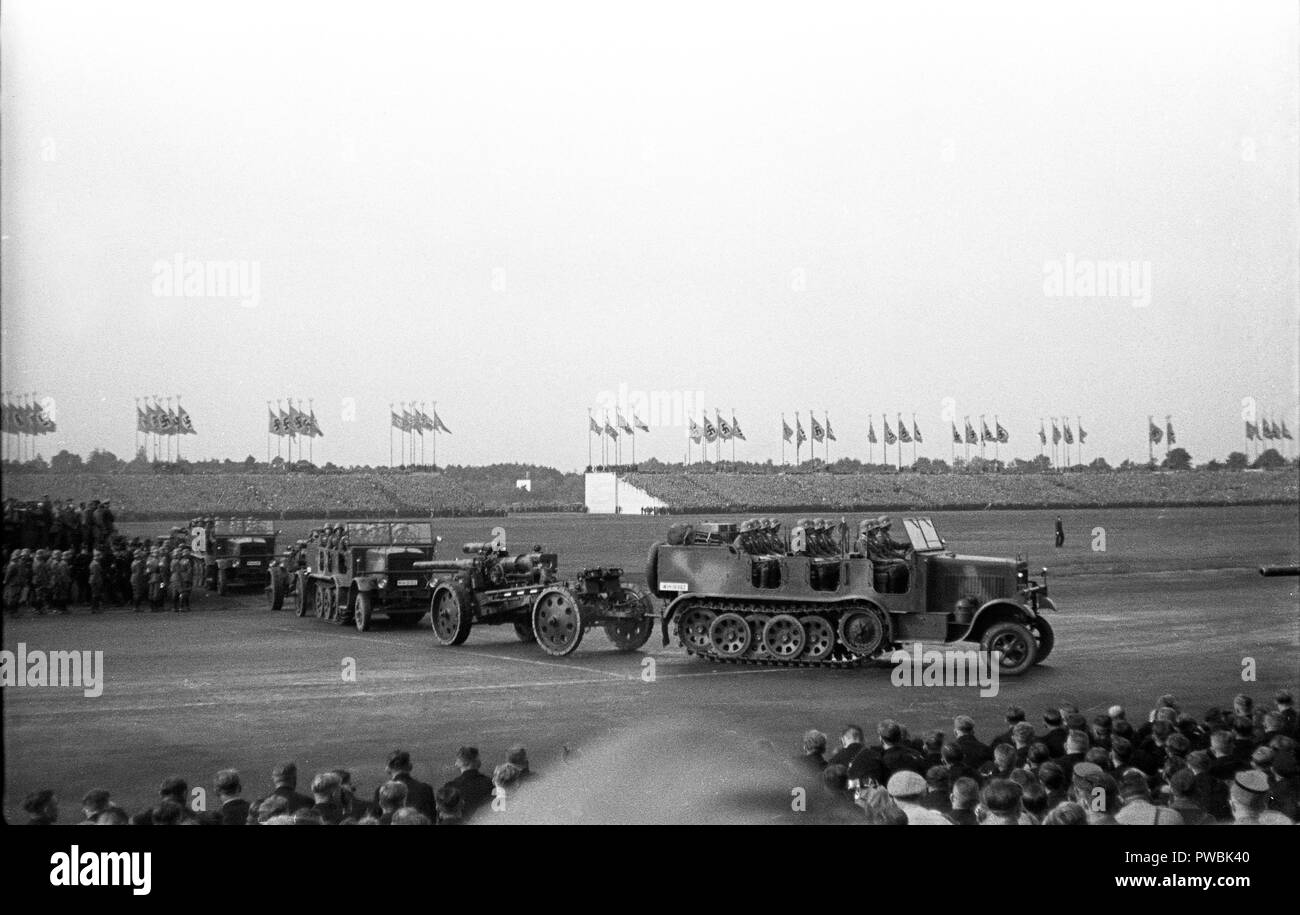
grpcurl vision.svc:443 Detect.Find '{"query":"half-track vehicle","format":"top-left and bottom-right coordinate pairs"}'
top-left (189, 517), bottom-right (278, 595)
top-left (283, 520), bottom-right (439, 630)
top-left (644, 516), bottom-right (1056, 675)
top-left (419, 527), bottom-right (657, 657)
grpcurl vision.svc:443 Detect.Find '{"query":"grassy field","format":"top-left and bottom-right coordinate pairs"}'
top-left (4, 504), bottom-right (1297, 823)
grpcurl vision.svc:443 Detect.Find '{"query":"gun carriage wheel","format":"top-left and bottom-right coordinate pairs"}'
top-left (430, 585), bottom-right (473, 646)
top-left (532, 588), bottom-right (584, 657)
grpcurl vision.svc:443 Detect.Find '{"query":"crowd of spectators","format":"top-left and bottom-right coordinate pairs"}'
top-left (794, 691), bottom-right (1298, 825)
top-left (20, 747), bottom-right (534, 826)
top-left (626, 469), bottom-right (1298, 513)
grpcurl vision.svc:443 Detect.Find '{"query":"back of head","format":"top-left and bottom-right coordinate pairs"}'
top-left (981, 779), bottom-right (1023, 817)
top-left (456, 746), bottom-right (481, 770)
top-left (378, 780), bottom-right (409, 809)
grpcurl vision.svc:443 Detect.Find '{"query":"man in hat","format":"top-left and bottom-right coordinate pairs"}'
top-left (1229, 769), bottom-right (1292, 824)
top-left (1070, 762), bottom-right (1120, 825)
top-left (441, 746), bottom-right (495, 820)
top-left (170, 548), bottom-right (192, 612)
top-left (147, 548), bottom-right (166, 612)
top-left (1166, 768), bottom-right (1216, 825)
top-left (886, 770), bottom-right (951, 824)
top-left (253, 762), bottom-right (314, 815)
top-left (863, 516), bottom-right (911, 592)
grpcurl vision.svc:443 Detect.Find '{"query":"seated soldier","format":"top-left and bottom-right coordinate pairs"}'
top-left (865, 517), bottom-right (912, 593)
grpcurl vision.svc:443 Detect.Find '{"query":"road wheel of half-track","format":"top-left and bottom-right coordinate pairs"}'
top-left (838, 607), bottom-right (888, 657)
top-left (762, 613), bottom-right (806, 659)
top-left (802, 615), bottom-right (836, 662)
top-left (676, 605), bottom-right (716, 654)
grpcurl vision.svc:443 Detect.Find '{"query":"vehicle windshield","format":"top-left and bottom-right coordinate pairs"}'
top-left (902, 517), bottom-right (945, 551)
top-left (214, 519), bottom-right (275, 535)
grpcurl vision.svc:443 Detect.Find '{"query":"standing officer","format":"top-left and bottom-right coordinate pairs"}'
top-left (1054, 516), bottom-right (1065, 548)
top-left (147, 548), bottom-right (166, 612)
top-left (170, 548), bottom-right (192, 612)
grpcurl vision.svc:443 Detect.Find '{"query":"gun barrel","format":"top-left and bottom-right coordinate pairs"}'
top-left (1259, 564), bottom-right (1300, 577)
top-left (413, 558), bottom-right (477, 572)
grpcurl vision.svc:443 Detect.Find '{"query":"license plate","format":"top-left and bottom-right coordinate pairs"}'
top-left (397, 579), bottom-right (417, 587)
top-left (246, 560), bottom-right (261, 566)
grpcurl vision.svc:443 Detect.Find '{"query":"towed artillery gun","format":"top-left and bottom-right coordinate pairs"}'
top-left (278, 520), bottom-right (440, 630)
top-left (645, 516), bottom-right (1056, 675)
top-left (189, 517), bottom-right (278, 595)
top-left (419, 527), bottom-right (657, 657)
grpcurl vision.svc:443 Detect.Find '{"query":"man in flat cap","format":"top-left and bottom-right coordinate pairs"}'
top-left (887, 770), bottom-right (951, 824)
top-left (1229, 770), bottom-right (1292, 824)
top-left (1114, 769), bottom-right (1184, 824)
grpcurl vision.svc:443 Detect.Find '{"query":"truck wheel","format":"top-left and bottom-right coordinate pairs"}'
top-left (514, 621), bottom-right (538, 643)
top-left (216, 567), bottom-right (227, 597)
top-left (606, 617), bottom-right (654, 651)
top-left (1030, 617), bottom-right (1054, 664)
top-left (354, 591), bottom-right (373, 632)
top-left (431, 586), bottom-right (472, 646)
top-left (981, 620), bottom-right (1038, 676)
top-left (533, 589), bottom-right (584, 657)
top-left (269, 573), bottom-right (284, 612)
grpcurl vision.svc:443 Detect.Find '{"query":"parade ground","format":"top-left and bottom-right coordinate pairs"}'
top-left (4, 505), bottom-right (1297, 823)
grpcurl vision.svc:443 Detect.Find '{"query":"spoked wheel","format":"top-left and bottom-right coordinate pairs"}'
top-left (605, 617), bottom-right (654, 651)
top-left (513, 620), bottom-right (538, 643)
top-left (763, 613), bottom-right (806, 660)
top-left (981, 621), bottom-right (1038, 676)
top-left (313, 584), bottom-right (327, 619)
top-left (708, 612), bottom-right (752, 658)
top-left (1030, 617), bottom-right (1054, 664)
top-left (745, 614), bottom-right (771, 660)
top-left (532, 589), bottom-right (584, 657)
top-left (676, 606), bottom-right (716, 654)
top-left (268, 572), bottom-right (284, 611)
top-left (838, 607), bottom-right (887, 657)
top-left (354, 591), bottom-right (373, 632)
top-left (802, 614), bottom-right (836, 662)
top-left (431, 586), bottom-right (472, 646)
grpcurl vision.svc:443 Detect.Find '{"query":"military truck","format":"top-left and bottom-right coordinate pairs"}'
top-left (420, 527), bottom-right (657, 657)
top-left (644, 516), bottom-right (1056, 675)
top-left (286, 520), bottom-right (439, 630)
top-left (190, 517), bottom-right (278, 595)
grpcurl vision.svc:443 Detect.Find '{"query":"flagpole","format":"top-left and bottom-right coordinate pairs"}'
top-left (993, 414), bottom-right (999, 467)
top-left (1165, 414), bottom-right (1171, 458)
top-left (911, 413), bottom-right (917, 466)
top-left (587, 409), bottom-right (593, 470)
top-left (389, 403), bottom-right (394, 469)
top-left (266, 402), bottom-right (271, 466)
top-left (824, 411), bottom-right (830, 465)
top-left (1148, 415), bottom-right (1154, 465)
top-left (1077, 416), bottom-right (1082, 467)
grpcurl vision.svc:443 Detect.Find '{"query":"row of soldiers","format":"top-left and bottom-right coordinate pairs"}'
top-left (3, 497), bottom-right (118, 552)
top-left (3, 530), bottom-right (200, 614)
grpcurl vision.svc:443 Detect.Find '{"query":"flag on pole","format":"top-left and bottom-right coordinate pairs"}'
top-left (391, 409), bottom-right (407, 431)
top-left (1078, 421), bottom-right (1087, 444)
top-left (634, 413), bottom-right (650, 433)
top-left (269, 407), bottom-right (283, 436)
top-left (897, 415), bottom-right (912, 443)
top-left (1051, 419), bottom-right (1062, 445)
top-left (1038, 421), bottom-right (1047, 446)
top-left (691, 417), bottom-right (703, 444)
top-left (1245, 420), bottom-right (1258, 440)
top-left (1149, 420), bottom-right (1163, 444)
top-left (810, 414), bottom-right (825, 442)
top-left (177, 405), bottom-right (196, 435)
top-left (795, 416), bottom-right (806, 446)
top-left (952, 423), bottom-right (962, 444)
top-left (308, 408), bottom-right (322, 437)
top-left (965, 419), bottom-right (978, 445)
top-left (431, 411), bottom-right (451, 434)
top-left (730, 415), bottom-right (745, 440)
top-left (34, 402), bottom-right (56, 434)
top-left (701, 415), bottom-right (717, 444)
top-left (617, 409), bottom-right (634, 435)
top-left (604, 419), bottom-right (619, 440)
top-left (996, 421), bottom-right (1009, 444)
top-left (1165, 419), bottom-right (1176, 445)
top-left (883, 417), bottom-right (897, 445)
top-left (980, 418), bottom-right (994, 443)
top-left (824, 415), bottom-right (835, 442)
top-left (589, 415), bottom-right (601, 435)
top-left (912, 419), bottom-right (922, 443)
top-left (781, 418), bottom-right (793, 442)
top-left (1062, 420), bottom-right (1074, 445)
top-left (1283, 421), bottom-right (1293, 441)
top-left (716, 411), bottom-right (732, 440)
top-left (137, 404), bottom-right (149, 434)
top-left (869, 418), bottom-right (879, 445)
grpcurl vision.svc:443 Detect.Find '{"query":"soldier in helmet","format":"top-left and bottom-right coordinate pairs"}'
top-left (147, 548), bottom-right (166, 612)
top-left (31, 549), bottom-right (52, 615)
top-left (88, 550), bottom-right (105, 614)
top-left (130, 549), bottom-right (148, 612)
top-left (50, 551), bottom-right (73, 615)
top-left (862, 516), bottom-right (912, 593)
top-left (171, 548), bottom-right (193, 612)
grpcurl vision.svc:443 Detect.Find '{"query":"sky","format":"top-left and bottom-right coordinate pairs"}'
top-left (2, 0), bottom-right (1297, 471)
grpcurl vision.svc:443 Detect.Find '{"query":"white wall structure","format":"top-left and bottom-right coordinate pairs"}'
top-left (584, 472), bottom-right (668, 514)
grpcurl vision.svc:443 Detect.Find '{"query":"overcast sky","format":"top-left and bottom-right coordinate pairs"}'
top-left (2, 0), bottom-right (1297, 470)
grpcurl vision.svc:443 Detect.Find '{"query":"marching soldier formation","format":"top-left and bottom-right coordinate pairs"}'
top-left (2, 498), bottom-right (201, 615)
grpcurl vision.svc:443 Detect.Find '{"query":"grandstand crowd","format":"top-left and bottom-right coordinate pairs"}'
top-left (16, 692), bottom-right (1297, 825)
top-left (795, 690), bottom-right (1298, 825)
